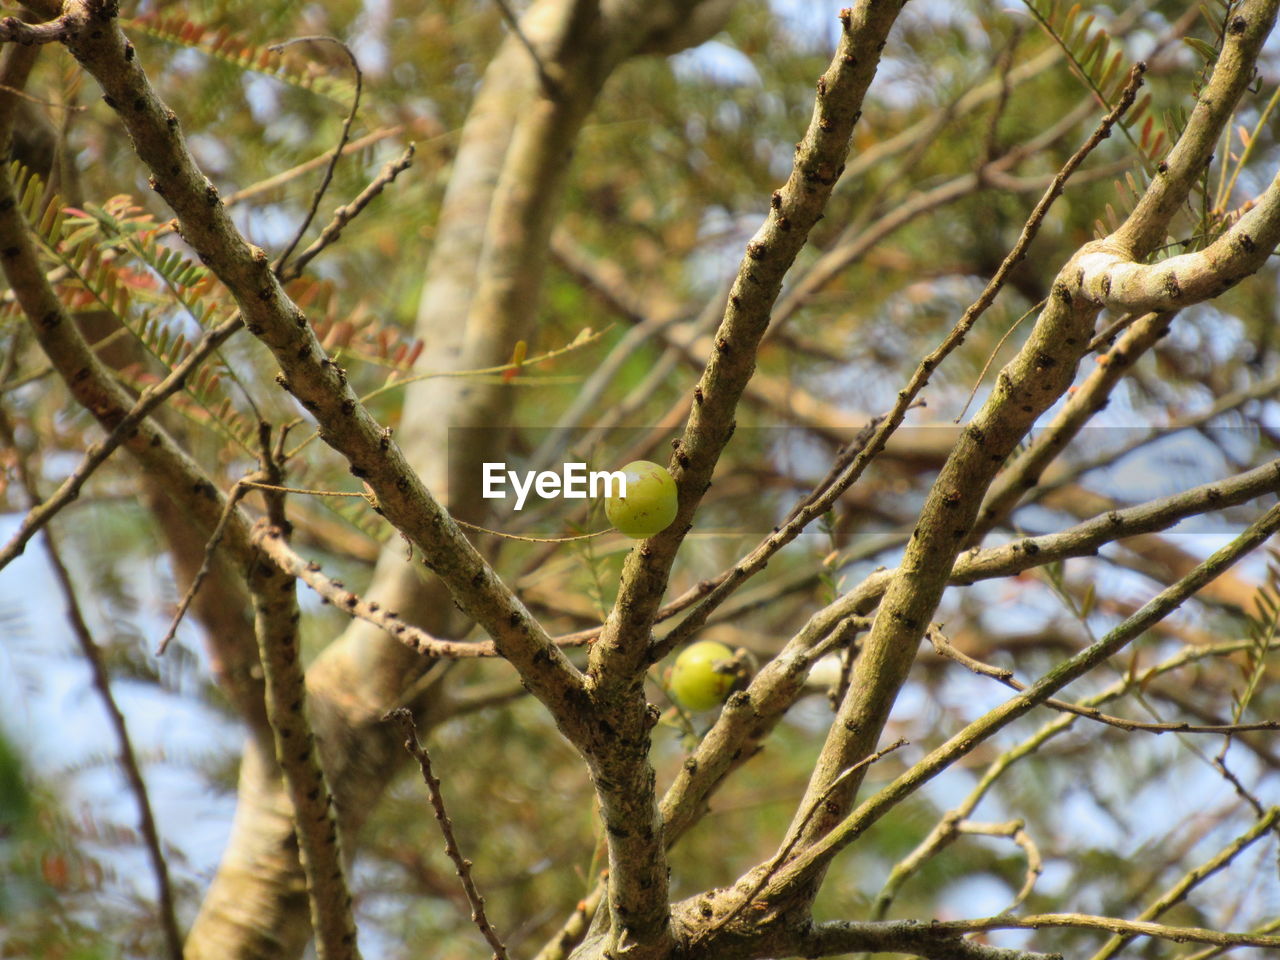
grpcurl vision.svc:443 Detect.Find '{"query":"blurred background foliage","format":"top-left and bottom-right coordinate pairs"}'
top-left (2, 0), bottom-right (1279, 957)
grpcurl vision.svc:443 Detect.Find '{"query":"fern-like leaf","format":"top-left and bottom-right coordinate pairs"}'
top-left (124, 14), bottom-right (356, 105)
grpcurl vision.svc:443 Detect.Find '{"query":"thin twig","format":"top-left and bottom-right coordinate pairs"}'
top-left (491, 0), bottom-right (559, 99)
top-left (280, 143), bottom-right (416, 281)
top-left (385, 707), bottom-right (510, 960)
top-left (452, 518), bottom-right (611, 543)
top-left (955, 299), bottom-right (1045, 422)
top-left (957, 820), bottom-right (1043, 912)
top-left (1211, 744), bottom-right (1270, 818)
top-left (1089, 807), bottom-right (1280, 960)
top-left (225, 125), bottom-right (405, 208)
top-left (0, 314), bottom-right (244, 574)
top-left (253, 524), bottom-right (599, 658)
top-left (240, 480), bottom-right (613, 544)
top-left (270, 35), bottom-right (363, 277)
top-left (254, 526), bottom-right (499, 659)
top-left (0, 409), bottom-right (183, 960)
top-left (927, 625), bottom-right (1280, 735)
top-left (155, 477), bottom-right (251, 655)
top-left (651, 404), bottom-right (911, 662)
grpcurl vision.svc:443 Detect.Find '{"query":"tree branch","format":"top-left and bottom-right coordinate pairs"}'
top-left (0, 11), bottom-right (72, 46)
top-left (279, 144), bottom-right (415, 282)
top-left (56, 0), bottom-right (589, 733)
top-left (927, 624), bottom-right (1280, 735)
top-left (590, 0), bottom-right (910, 687)
top-left (0, 313), bottom-right (243, 574)
top-left (1089, 807), bottom-right (1280, 960)
top-left (385, 708), bottom-right (510, 960)
top-left (971, 310), bottom-right (1176, 542)
top-left (765, 500), bottom-right (1280, 897)
top-left (1076, 173), bottom-right (1280, 311)
top-left (806, 911), bottom-right (1280, 957)
top-left (778, 0), bottom-right (1278, 871)
top-left (255, 525), bottom-right (591, 659)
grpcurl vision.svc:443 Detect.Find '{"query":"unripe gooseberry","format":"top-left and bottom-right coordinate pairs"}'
top-left (603, 460), bottom-right (678, 539)
top-left (669, 640), bottom-right (736, 712)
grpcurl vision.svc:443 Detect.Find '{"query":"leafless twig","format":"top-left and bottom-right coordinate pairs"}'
top-left (927, 625), bottom-right (1280, 735)
top-left (270, 35), bottom-right (363, 277)
top-left (385, 707), bottom-right (510, 960)
top-left (155, 477), bottom-right (251, 655)
top-left (0, 314), bottom-right (244, 574)
top-left (280, 144), bottom-right (416, 282)
top-left (491, 0), bottom-right (560, 98)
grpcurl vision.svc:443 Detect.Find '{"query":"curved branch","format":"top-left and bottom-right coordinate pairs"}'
top-left (1076, 172), bottom-right (1280, 312)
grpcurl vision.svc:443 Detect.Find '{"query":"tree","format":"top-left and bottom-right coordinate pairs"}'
top-left (2, 0), bottom-right (1280, 958)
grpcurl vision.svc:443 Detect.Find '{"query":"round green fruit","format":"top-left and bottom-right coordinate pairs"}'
top-left (669, 640), bottom-right (736, 712)
top-left (604, 460), bottom-right (678, 539)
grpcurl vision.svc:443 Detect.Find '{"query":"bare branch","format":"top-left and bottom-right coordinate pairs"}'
top-left (1089, 807), bottom-right (1280, 960)
top-left (0, 314), bottom-right (244, 574)
top-left (155, 478), bottom-right (251, 656)
top-left (927, 624), bottom-right (1280, 735)
top-left (765, 501), bottom-right (1280, 898)
top-left (270, 35), bottom-right (363, 278)
top-left (385, 708), bottom-right (510, 960)
top-left (807, 913), bottom-right (1280, 956)
top-left (250, 516), bottom-right (361, 960)
top-left (280, 144), bottom-right (416, 282)
top-left (254, 524), bottom-right (507, 659)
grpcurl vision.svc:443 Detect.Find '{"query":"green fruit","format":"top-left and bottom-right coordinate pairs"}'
top-left (669, 640), bottom-right (736, 712)
top-left (604, 460), bottom-right (678, 539)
